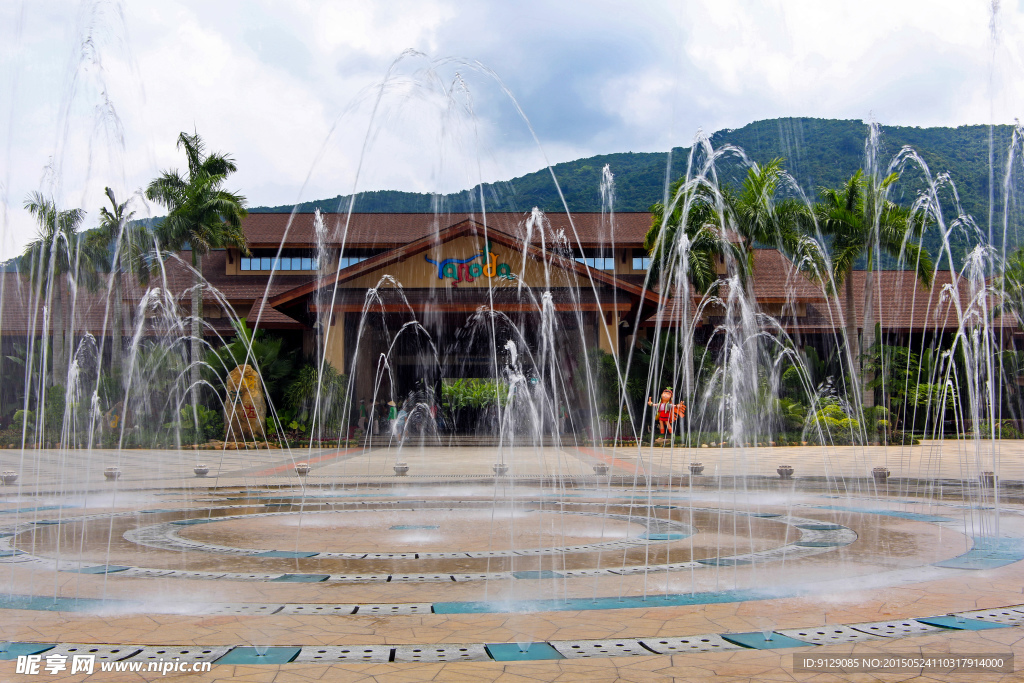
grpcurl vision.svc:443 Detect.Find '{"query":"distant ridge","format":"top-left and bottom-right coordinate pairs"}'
top-left (249, 118), bottom-right (1020, 265)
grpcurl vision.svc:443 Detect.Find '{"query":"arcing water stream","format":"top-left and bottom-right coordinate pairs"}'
top-left (1, 13), bottom-right (1024, 666)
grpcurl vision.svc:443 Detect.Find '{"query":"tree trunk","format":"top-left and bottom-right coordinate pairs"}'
top-left (111, 254), bottom-right (123, 379)
top-left (52, 276), bottom-right (64, 387)
top-left (843, 269), bottom-right (859, 399)
top-left (860, 268), bottom-right (876, 409)
top-left (191, 249), bottom-right (202, 409)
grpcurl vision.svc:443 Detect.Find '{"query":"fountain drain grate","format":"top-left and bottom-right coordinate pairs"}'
top-left (849, 620), bottom-right (943, 637)
top-left (45, 644), bottom-right (142, 662)
top-left (776, 626), bottom-right (883, 644)
top-left (638, 635), bottom-right (744, 653)
top-left (956, 606), bottom-right (1024, 624)
top-left (278, 604), bottom-right (357, 615)
top-left (202, 604), bottom-right (284, 615)
top-left (254, 550), bottom-right (319, 558)
top-left (550, 639), bottom-right (655, 658)
top-left (392, 644), bottom-right (490, 662)
top-left (355, 603), bottom-right (432, 615)
top-left (124, 646), bottom-right (233, 663)
top-left (294, 645), bottom-right (393, 662)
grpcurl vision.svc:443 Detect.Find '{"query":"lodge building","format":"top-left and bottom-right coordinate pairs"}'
top-left (0, 212), bottom-right (1012, 401)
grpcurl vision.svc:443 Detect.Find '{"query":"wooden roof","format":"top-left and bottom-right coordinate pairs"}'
top-left (242, 211), bottom-right (652, 248)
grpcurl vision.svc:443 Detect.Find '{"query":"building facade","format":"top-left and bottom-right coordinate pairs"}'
top-left (2, 212), bottom-right (1012, 397)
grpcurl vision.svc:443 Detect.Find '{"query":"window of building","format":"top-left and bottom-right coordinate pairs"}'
top-left (574, 256), bottom-right (615, 270)
top-left (632, 257), bottom-right (652, 270)
top-left (240, 254), bottom-right (319, 271)
top-left (239, 252), bottom-right (371, 272)
top-left (338, 256), bottom-right (368, 269)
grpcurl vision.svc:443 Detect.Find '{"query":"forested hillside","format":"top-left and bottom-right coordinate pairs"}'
top-left (251, 118), bottom-right (1021, 266)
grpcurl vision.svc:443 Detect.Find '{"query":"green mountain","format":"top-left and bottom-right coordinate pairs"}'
top-left (250, 117), bottom-right (1022, 266)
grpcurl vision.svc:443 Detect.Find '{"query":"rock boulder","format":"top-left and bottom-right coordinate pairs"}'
top-left (224, 364), bottom-right (266, 441)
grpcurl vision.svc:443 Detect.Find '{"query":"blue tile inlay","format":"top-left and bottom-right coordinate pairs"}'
top-left (642, 533), bottom-right (687, 541)
top-left (434, 589), bottom-right (782, 614)
top-left (0, 550), bottom-right (24, 557)
top-left (815, 506), bottom-right (951, 523)
top-left (933, 537), bottom-right (1024, 570)
top-left (0, 643), bottom-right (56, 660)
top-left (214, 647), bottom-right (300, 665)
top-left (0, 506), bottom-right (76, 515)
top-left (171, 519), bottom-right (215, 525)
top-left (795, 541), bottom-right (846, 547)
top-left (915, 616), bottom-right (1010, 630)
top-left (486, 642), bottom-right (564, 660)
top-left (0, 594), bottom-right (129, 612)
top-left (721, 632), bottom-right (815, 649)
top-left (65, 565), bottom-right (132, 575)
top-left (796, 524), bottom-right (845, 531)
top-left (270, 574), bottom-right (330, 583)
top-left (512, 570), bottom-right (564, 579)
top-left (389, 525), bottom-right (439, 530)
top-left (697, 558), bottom-right (751, 566)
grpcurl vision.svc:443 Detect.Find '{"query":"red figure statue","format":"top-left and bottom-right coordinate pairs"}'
top-left (648, 387), bottom-right (685, 435)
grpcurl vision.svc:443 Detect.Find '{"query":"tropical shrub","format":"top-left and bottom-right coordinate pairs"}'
top-left (169, 404), bottom-right (224, 444)
top-left (205, 319), bottom-right (295, 405)
top-left (978, 420), bottom-right (1023, 439)
top-left (441, 378), bottom-right (508, 411)
top-left (284, 361), bottom-right (348, 431)
top-left (811, 401), bottom-right (860, 445)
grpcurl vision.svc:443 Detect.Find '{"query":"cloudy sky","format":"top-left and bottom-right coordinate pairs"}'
top-left (1, 0), bottom-right (1022, 258)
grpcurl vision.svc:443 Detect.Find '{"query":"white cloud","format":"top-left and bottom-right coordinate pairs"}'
top-left (1, 0), bottom-right (1023, 258)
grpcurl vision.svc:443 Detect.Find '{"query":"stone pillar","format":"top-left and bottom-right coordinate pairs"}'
top-left (598, 310), bottom-right (619, 358)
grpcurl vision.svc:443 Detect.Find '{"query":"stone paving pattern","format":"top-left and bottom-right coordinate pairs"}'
top-left (1, 438), bottom-right (1018, 485)
top-left (1, 440), bottom-right (1023, 681)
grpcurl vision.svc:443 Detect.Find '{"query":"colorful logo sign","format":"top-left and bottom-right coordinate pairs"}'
top-left (425, 241), bottom-right (516, 286)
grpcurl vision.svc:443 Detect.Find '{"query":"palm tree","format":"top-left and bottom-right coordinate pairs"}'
top-left (91, 187), bottom-right (137, 378)
top-left (19, 193), bottom-right (85, 386)
top-left (145, 132), bottom-right (248, 405)
top-left (646, 159), bottom-right (811, 295)
top-left (994, 247), bottom-right (1024, 331)
top-left (814, 170), bottom-right (932, 407)
top-left (725, 158), bottom-right (810, 267)
top-left (645, 178), bottom-right (737, 295)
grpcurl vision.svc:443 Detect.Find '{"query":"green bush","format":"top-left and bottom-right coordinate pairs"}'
top-left (978, 420), bottom-right (1023, 439)
top-left (441, 378), bottom-right (508, 410)
top-left (284, 362), bottom-right (348, 431)
top-left (811, 402), bottom-right (860, 445)
top-left (886, 431), bottom-right (920, 445)
top-left (167, 405), bottom-right (224, 444)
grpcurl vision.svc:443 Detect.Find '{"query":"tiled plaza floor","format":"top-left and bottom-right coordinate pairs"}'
top-left (0, 440), bottom-right (1022, 681)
